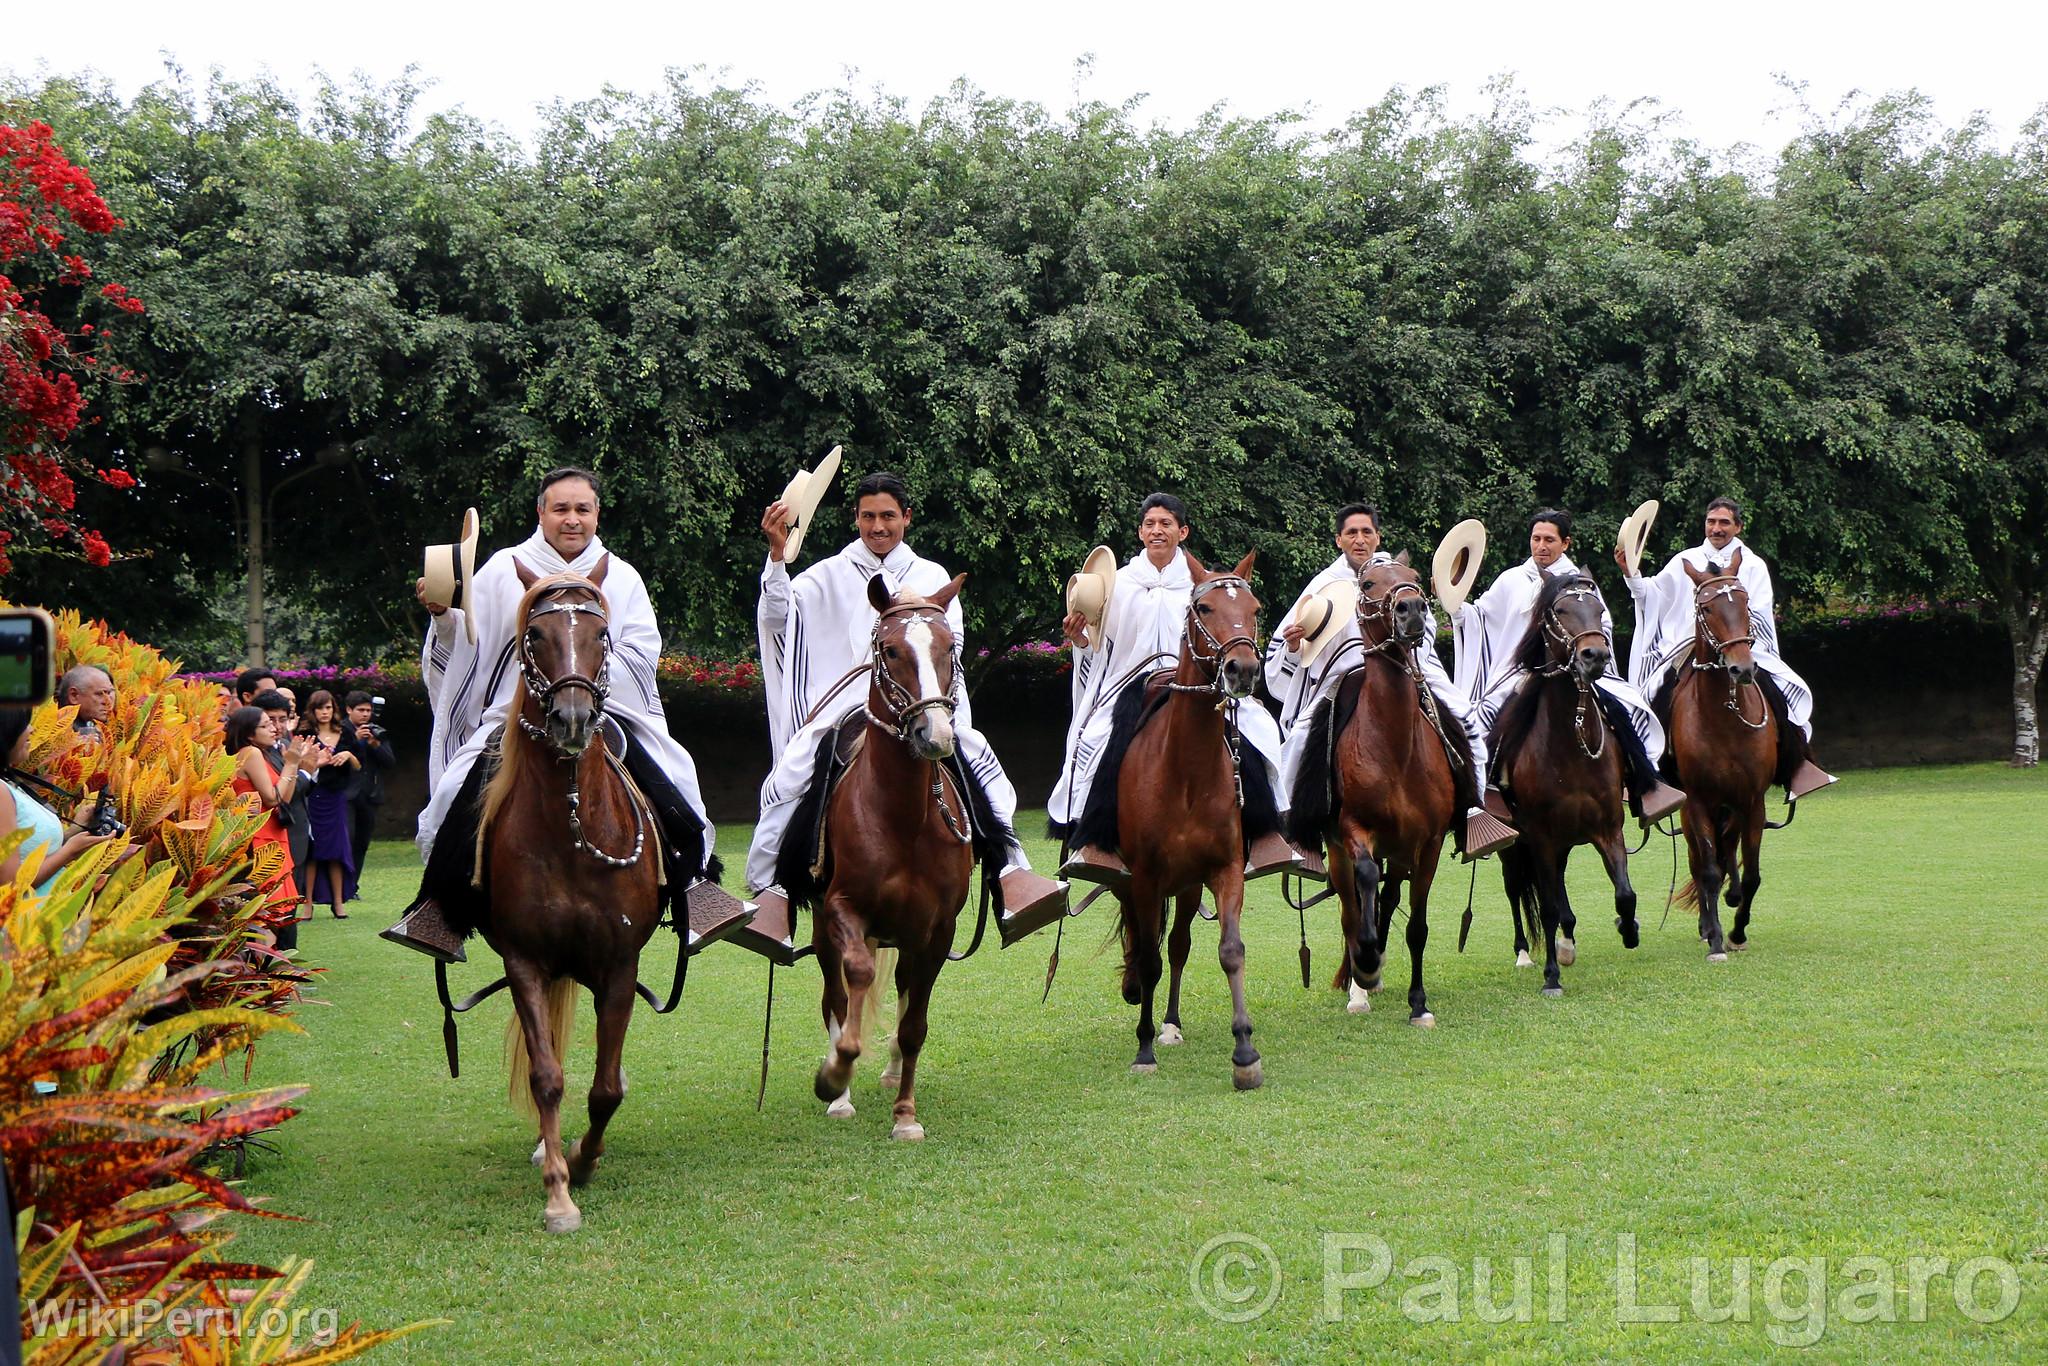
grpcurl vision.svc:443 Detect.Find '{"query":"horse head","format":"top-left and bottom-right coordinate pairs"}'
top-left (1683, 548), bottom-right (1756, 683)
top-left (866, 572), bottom-right (966, 761)
top-left (1544, 573), bottom-right (1612, 684)
top-left (1356, 551), bottom-right (1431, 650)
top-left (1182, 549), bottom-right (1262, 699)
top-left (513, 555), bottom-right (612, 757)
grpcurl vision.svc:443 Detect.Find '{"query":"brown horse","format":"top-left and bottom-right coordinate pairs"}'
top-left (779, 574), bottom-right (992, 1141)
top-left (1071, 550), bottom-right (1270, 1087)
top-left (1286, 554), bottom-right (1465, 1027)
top-left (1491, 572), bottom-right (1641, 996)
top-left (1667, 550), bottom-right (1778, 961)
top-left (478, 559), bottom-right (663, 1234)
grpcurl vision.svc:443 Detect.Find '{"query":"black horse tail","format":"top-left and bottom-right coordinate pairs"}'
top-left (1285, 694), bottom-right (1336, 848)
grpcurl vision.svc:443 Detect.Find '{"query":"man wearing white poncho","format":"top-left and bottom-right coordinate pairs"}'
top-left (741, 470), bottom-right (1066, 952)
top-left (1451, 508), bottom-right (1683, 821)
top-left (384, 469), bottom-right (735, 963)
top-left (1048, 493), bottom-right (1292, 880)
top-left (1264, 503), bottom-right (1513, 856)
top-left (1618, 496), bottom-right (1835, 800)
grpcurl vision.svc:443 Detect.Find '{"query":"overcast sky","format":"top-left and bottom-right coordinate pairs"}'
top-left (9, 0), bottom-right (2044, 161)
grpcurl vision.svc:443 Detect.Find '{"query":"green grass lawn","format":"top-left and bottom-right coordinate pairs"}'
top-left (230, 763), bottom-right (2047, 1362)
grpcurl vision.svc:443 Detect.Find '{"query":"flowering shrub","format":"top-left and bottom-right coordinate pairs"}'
top-left (4, 604), bottom-right (430, 1360)
top-left (1, 121), bottom-right (143, 576)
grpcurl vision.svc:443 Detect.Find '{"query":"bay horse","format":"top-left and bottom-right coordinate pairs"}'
top-left (1490, 572), bottom-right (1641, 996)
top-left (1069, 550), bottom-right (1272, 1087)
top-left (1667, 550), bottom-right (1778, 960)
top-left (777, 574), bottom-right (1002, 1141)
top-left (1286, 554), bottom-right (1466, 1027)
top-left (481, 559), bottom-right (662, 1234)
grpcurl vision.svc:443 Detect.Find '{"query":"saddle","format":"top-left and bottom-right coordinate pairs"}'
top-left (802, 710), bottom-right (869, 882)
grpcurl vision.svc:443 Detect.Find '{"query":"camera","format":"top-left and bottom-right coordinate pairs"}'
top-left (85, 789), bottom-right (127, 839)
top-left (0, 607), bottom-right (57, 706)
top-left (371, 694), bottom-right (385, 722)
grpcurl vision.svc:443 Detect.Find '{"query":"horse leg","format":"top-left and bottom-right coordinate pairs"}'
top-left (1686, 797), bottom-right (1729, 961)
top-left (1406, 846), bottom-right (1441, 1027)
top-left (813, 911), bottom-right (855, 1118)
top-left (1599, 828), bottom-right (1640, 949)
top-left (1348, 846), bottom-right (1383, 1005)
top-left (880, 961), bottom-right (905, 1089)
top-left (889, 949), bottom-right (943, 1141)
top-left (1729, 801), bottom-right (1764, 949)
top-left (1534, 849), bottom-right (1566, 998)
top-left (568, 973), bottom-right (632, 1188)
top-left (1160, 890), bottom-right (1199, 1046)
top-left (1375, 864), bottom-right (1402, 980)
top-left (1554, 847), bottom-right (1579, 967)
top-left (1129, 882), bottom-right (1166, 1073)
top-left (1502, 844), bottom-right (1535, 968)
top-left (1212, 868), bottom-right (1260, 1090)
top-left (508, 965), bottom-right (579, 1234)
top-left (1326, 845), bottom-right (1368, 1011)
top-left (816, 913), bottom-right (877, 1108)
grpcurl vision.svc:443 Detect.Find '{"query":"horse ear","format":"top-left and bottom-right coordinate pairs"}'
top-left (1394, 549), bottom-right (1411, 568)
top-left (1183, 548), bottom-right (1209, 581)
top-left (1726, 546), bottom-right (1743, 576)
top-left (927, 573), bottom-right (967, 610)
top-left (867, 573), bottom-right (892, 613)
top-left (1682, 558), bottom-right (1707, 584)
top-left (514, 558), bottom-right (539, 590)
top-left (587, 553), bottom-right (610, 588)
top-left (1232, 549), bottom-right (1256, 581)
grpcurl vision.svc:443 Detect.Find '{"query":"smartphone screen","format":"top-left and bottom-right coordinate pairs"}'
top-left (0, 610), bottom-right (54, 706)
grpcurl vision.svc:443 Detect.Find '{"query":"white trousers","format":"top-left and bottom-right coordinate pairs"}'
top-left (1477, 673), bottom-right (1666, 758)
top-left (1277, 648), bottom-right (1491, 808)
top-left (1048, 687), bottom-right (1289, 830)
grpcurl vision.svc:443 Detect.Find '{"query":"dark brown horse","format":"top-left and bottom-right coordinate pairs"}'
top-left (480, 560), bottom-right (662, 1234)
top-left (1286, 555), bottom-right (1465, 1027)
top-left (780, 574), bottom-right (993, 1141)
top-left (1072, 550), bottom-right (1270, 1087)
top-left (1668, 550), bottom-right (1778, 960)
top-left (1491, 573), bottom-right (1641, 996)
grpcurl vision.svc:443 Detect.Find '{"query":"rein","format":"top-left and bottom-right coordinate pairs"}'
top-left (1162, 575), bottom-right (1258, 815)
top-left (1531, 579), bottom-right (1611, 760)
top-left (862, 600), bottom-right (973, 846)
top-left (1689, 575), bottom-right (1768, 730)
top-left (1355, 576), bottom-right (1466, 775)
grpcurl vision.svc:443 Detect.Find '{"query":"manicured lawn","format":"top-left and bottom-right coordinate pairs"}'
top-left (232, 763), bottom-right (2046, 1362)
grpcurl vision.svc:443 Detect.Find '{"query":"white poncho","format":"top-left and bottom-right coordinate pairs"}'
top-left (1623, 537), bottom-right (1813, 737)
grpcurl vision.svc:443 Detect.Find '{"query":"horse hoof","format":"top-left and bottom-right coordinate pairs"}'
top-left (1410, 1012), bottom-right (1436, 1029)
top-left (1232, 1060), bottom-right (1264, 1091)
top-left (1514, 950), bottom-right (1534, 968)
top-left (879, 1072), bottom-right (902, 1090)
top-left (890, 1120), bottom-right (926, 1142)
top-left (530, 1139), bottom-right (545, 1168)
top-left (1706, 951), bottom-right (1728, 964)
top-left (1542, 985), bottom-right (1564, 999)
top-left (826, 1095), bottom-right (856, 1119)
top-left (1556, 938), bottom-right (1576, 967)
top-left (1730, 939), bottom-right (1749, 953)
top-left (1130, 1061), bottom-right (1157, 1075)
top-left (1617, 918), bottom-right (1640, 949)
top-left (1361, 973), bottom-right (1383, 992)
top-left (1346, 983), bottom-right (1372, 1014)
top-left (544, 1210), bottom-right (583, 1235)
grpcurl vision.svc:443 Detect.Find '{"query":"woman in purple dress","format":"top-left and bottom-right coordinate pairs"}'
top-left (297, 689), bottom-right (361, 918)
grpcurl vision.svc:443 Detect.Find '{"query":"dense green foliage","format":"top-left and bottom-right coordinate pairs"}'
top-left (235, 766), bottom-right (2044, 1361)
top-left (3, 71), bottom-right (2043, 753)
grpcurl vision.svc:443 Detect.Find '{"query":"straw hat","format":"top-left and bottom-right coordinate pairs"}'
top-left (1616, 499), bottom-right (1660, 579)
top-left (1064, 546), bottom-right (1118, 645)
top-left (1431, 519), bottom-right (1487, 615)
top-left (421, 507), bottom-right (480, 643)
top-left (1293, 580), bottom-right (1360, 667)
top-left (777, 445), bottom-right (844, 564)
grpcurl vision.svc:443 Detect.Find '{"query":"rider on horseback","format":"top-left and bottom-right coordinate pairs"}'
top-left (383, 468), bottom-right (747, 963)
top-left (1453, 508), bottom-right (1686, 823)
top-left (1051, 493), bottom-right (1294, 885)
top-left (1618, 497), bottom-right (1837, 802)
top-left (740, 469), bottom-right (1068, 960)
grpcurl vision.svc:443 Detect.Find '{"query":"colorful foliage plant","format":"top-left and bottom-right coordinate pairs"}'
top-left (3, 604), bottom-right (432, 1361)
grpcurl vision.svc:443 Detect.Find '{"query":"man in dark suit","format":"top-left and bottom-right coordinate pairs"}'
top-left (343, 690), bottom-right (393, 897)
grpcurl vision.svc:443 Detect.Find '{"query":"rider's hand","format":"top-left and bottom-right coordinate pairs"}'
top-left (761, 500), bottom-right (792, 564)
top-left (1282, 621), bottom-right (1307, 651)
top-left (1060, 609), bottom-right (1092, 649)
top-left (415, 577), bottom-right (448, 616)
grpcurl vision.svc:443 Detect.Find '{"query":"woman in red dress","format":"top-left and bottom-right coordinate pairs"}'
top-left (227, 705), bottom-right (318, 951)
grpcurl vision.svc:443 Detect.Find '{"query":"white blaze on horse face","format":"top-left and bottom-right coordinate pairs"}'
top-left (1225, 583), bottom-right (1238, 601)
top-left (904, 616), bottom-right (956, 751)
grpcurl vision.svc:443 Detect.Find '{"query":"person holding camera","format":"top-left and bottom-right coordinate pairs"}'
top-left (342, 690), bottom-right (392, 898)
top-left (0, 708), bottom-right (121, 893)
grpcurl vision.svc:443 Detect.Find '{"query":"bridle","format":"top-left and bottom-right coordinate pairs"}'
top-left (515, 577), bottom-right (646, 868)
top-left (1533, 577), bottom-right (1611, 760)
top-left (1691, 574), bottom-right (1768, 730)
top-left (863, 600), bottom-right (971, 845)
top-left (1354, 568), bottom-right (1467, 774)
top-left (1166, 575), bottom-right (1259, 703)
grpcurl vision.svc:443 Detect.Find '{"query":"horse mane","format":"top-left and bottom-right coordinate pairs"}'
top-left (1509, 570), bottom-right (1581, 674)
top-left (1068, 672), bottom-right (1170, 852)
